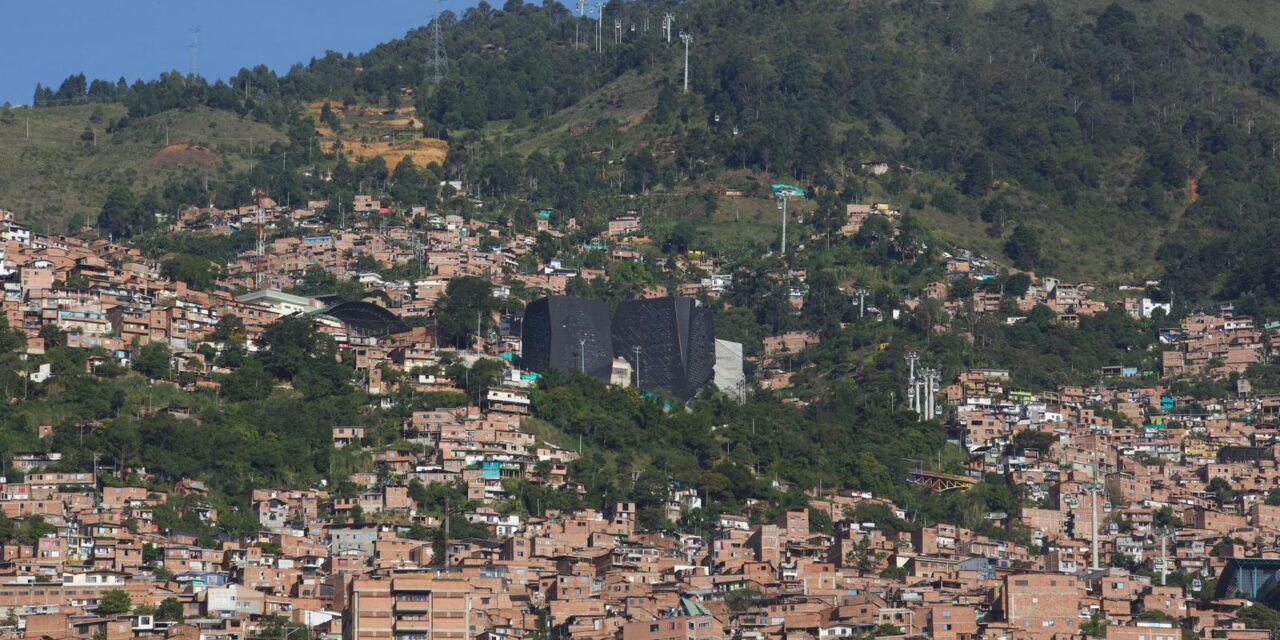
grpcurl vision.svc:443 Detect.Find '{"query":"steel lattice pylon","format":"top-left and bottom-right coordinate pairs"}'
top-left (429, 0), bottom-right (449, 84)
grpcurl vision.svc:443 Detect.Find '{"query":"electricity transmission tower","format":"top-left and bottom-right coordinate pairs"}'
top-left (429, 0), bottom-right (449, 84)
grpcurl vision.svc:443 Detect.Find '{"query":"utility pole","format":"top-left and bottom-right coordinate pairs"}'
top-left (255, 202), bottom-right (265, 290)
top-left (776, 190), bottom-right (790, 256)
top-left (662, 13), bottom-right (674, 42)
top-left (579, 338), bottom-right (587, 373)
top-left (595, 2), bottom-right (605, 53)
top-left (854, 287), bottom-right (869, 318)
top-left (1091, 486), bottom-right (1100, 570)
top-left (614, 18), bottom-right (622, 44)
top-left (1159, 530), bottom-right (1168, 586)
top-left (633, 345), bottom-right (642, 388)
top-left (1090, 462), bottom-right (1101, 570)
top-left (680, 31), bottom-right (693, 93)
top-left (443, 498), bottom-right (451, 567)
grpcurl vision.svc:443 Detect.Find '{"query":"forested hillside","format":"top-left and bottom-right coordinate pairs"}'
top-left (9, 0), bottom-right (1280, 310)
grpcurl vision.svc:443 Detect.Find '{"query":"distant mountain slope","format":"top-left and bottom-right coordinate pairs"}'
top-left (8, 0), bottom-right (1280, 308)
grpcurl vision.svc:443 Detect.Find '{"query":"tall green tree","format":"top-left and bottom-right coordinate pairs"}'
top-left (98, 186), bottom-right (149, 239)
top-left (434, 277), bottom-right (498, 348)
top-left (97, 589), bottom-right (132, 616)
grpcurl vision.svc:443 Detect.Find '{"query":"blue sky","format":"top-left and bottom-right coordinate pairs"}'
top-left (0, 0), bottom-right (466, 106)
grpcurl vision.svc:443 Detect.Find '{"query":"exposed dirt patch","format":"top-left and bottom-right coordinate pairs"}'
top-left (322, 138), bottom-right (449, 171)
top-left (150, 144), bottom-right (216, 169)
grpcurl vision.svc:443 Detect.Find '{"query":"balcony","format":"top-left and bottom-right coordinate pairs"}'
top-left (395, 599), bottom-right (434, 613)
top-left (394, 618), bottom-right (434, 632)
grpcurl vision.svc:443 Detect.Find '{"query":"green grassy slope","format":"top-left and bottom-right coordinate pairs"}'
top-left (0, 105), bottom-right (283, 232)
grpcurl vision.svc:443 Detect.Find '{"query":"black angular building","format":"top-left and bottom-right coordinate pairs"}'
top-left (521, 296), bottom-right (614, 382)
top-left (612, 296), bottom-right (715, 400)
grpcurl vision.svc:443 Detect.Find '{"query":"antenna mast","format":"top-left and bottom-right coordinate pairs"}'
top-left (429, 0), bottom-right (449, 84)
top-left (189, 27), bottom-right (201, 78)
top-left (575, 0), bottom-right (586, 47)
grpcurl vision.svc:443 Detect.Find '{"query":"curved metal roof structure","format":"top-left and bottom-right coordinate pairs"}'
top-left (316, 300), bottom-right (409, 337)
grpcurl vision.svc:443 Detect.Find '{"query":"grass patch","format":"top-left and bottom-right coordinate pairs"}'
top-left (0, 104), bottom-right (282, 232)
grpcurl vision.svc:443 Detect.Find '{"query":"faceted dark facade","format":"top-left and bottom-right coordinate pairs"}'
top-left (612, 296), bottom-right (715, 400)
top-left (521, 296), bottom-right (614, 382)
